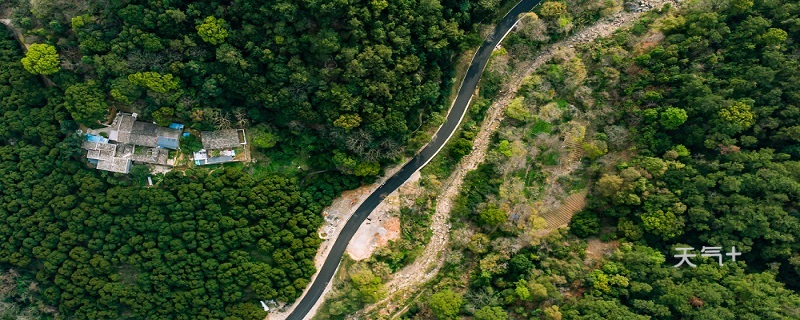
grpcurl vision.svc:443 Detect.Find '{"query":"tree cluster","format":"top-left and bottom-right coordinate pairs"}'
top-left (1, 28), bottom-right (359, 319)
top-left (402, 1), bottom-right (800, 319)
top-left (577, 0), bottom-right (800, 289)
top-left (14, 0), bottom-right (511, 175)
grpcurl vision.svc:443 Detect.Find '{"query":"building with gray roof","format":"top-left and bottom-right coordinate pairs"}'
top-left (193, 129), bottom-right (248, 166)
top-left (82, 138), bottom-right (131, 174)
top-left (95, 157), bottom-right (132, 174)
top-left (82, 113), bottom-right (184, 174)
top-left (201, 129), bottom-right (245, 150)
top-left (110, 113), bottom-right (182, 149)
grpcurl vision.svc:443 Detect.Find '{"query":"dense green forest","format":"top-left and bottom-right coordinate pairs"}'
top-left (0, 0), bottom-right (523, 317)
top-left (574, 0), bottom-right (800, 288)
top-left (2, 24), bottom-right (362, 319)
top-left (4, 0), bottom-right (510, 174)
top-left (4, 0), bottom-right (800, 318)
top-left (0, 0), bottom-right (516, 318)
top-left (392, 0), bottom-right (800, 319)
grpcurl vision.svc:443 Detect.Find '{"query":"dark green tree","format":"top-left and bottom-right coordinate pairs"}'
top-left (64, 80), bottom-right (107, 126)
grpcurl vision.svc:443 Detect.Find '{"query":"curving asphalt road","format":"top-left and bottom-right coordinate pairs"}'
top-left (286, 0), bottom-right (541, 318)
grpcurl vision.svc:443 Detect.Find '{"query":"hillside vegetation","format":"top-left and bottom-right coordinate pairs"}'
top-left (397, 0), bottom-right (800, 319)
top-left (3, 0), bottom-right (511, 174)
top-left (0, 0), bottom-right (514, 318)
top-left (2, 26), bottom-right (361, 319)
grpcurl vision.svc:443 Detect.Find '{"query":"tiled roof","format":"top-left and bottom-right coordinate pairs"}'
top-left (201, 129), bottom-right (243, 149)
top-left (82, 141), bottom-right (117, 161)
top-left (128, 134), bottom-right (158, 148)
top-left (111, 114), bottom-right (182, 149)
top-left (84, 113), bottom-right (187, 174)
top-left (157, 136), bottom-right (179, 149)
top-left (96, 158), bottom-right (131, 174)
top-left (129, 146), bottom-right (169, 165)
top-left (158, 127), bottom-right (182, 140)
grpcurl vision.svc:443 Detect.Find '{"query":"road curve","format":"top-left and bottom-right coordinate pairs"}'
top-left (286, 1), bottom-right (540, 318)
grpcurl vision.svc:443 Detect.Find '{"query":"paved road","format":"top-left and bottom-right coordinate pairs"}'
top-left (286, 0), bottom-right (540, 318)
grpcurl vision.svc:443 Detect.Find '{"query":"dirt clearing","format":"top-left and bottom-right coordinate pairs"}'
top-left (345, 171), bottom-right (421, 260)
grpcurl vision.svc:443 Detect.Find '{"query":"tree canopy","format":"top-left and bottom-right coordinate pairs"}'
top-left (429, 289), bottom-right (463, 320)
top-left (64, 80), bottom-right (107, 126)
top-left (398, 1), bottom-right (800, 319)
top-left (10, 0), bottom-right (511, 177)
top-left (0, 27), bottom-right (360, 319)
top-left (196, 16), bottom-right (228, 45)
top-left (21, 43), bottom-right (60, 75)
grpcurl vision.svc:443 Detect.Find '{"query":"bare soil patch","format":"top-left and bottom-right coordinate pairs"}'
top-left (345, 171), bottom-right (420, 260)
top-left (585, 238), bottom-right (620, 264)
top-left (539, 190), bottom-right (588, 230)
top-left (266, 163), bottom-right (409, 319)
